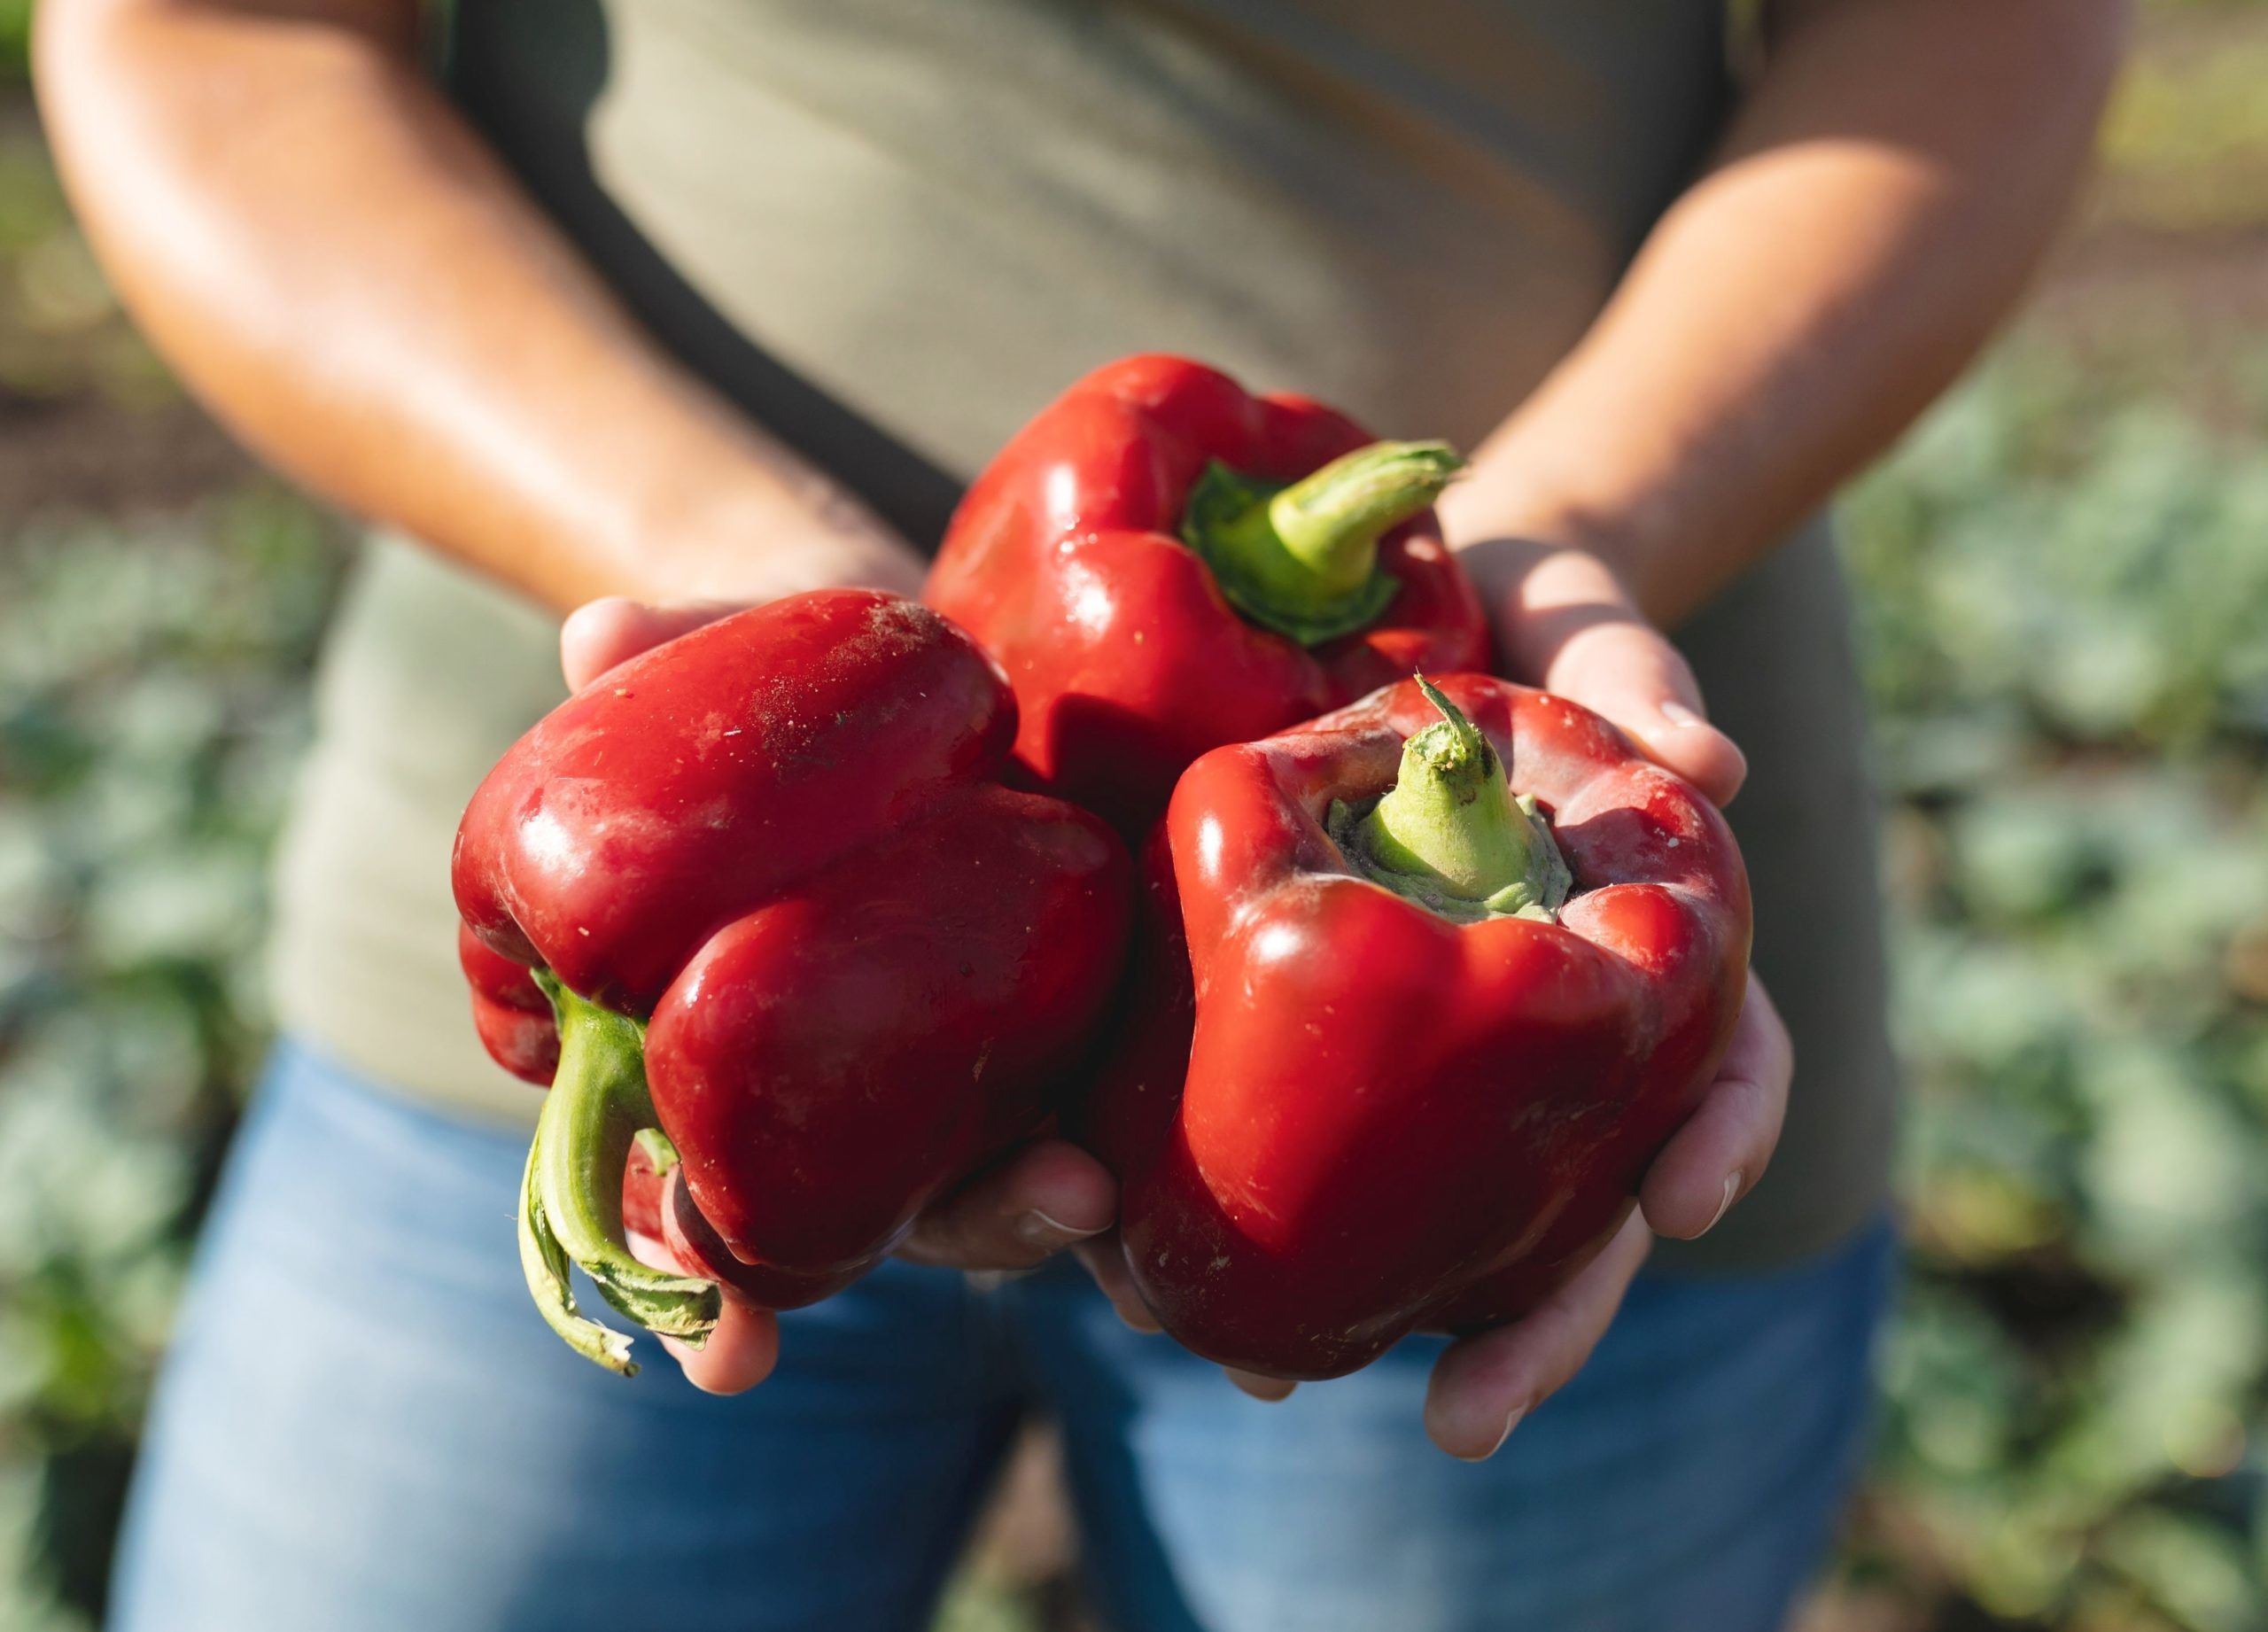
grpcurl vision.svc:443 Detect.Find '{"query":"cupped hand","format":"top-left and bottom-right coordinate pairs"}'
top-left (1079, 979), bottom-right (1791, 1449)
top-left (1091, 534), bottom-right (1791, 1453)
top-left (1421, 977), bottom-right (1790, 1457)
top-left (1453, 535), bottom-right (1748, 806)
top-left (1410, 532), bottom-right (1790, 1455)
top-left (561, 594), bottom-right (1122, 1395)
top-left (568, 540), bottom-right (1792, 1430)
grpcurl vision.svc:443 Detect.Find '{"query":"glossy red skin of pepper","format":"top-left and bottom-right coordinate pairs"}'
top-left (618, 1138), bottom-right (783, 1303)
top-left (454, 589), bottom-right (1132, 1308)
top-left (458, 923), bottom-right (559, 1084)
top-left (1087, 673), bottom-right (1751, 1380)
top-left (923, 354), bottom-right (1491, 832)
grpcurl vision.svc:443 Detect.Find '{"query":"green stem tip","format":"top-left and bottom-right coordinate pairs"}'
top-left (517, 975), bottom-right (720, 1376)
top-left (1183, 439), bottom-right (1464, 646)
top-left (1329, 676), bottom-right (1572, 923)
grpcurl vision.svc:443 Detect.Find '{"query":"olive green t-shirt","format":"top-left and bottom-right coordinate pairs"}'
top-left (270, 0), bottom-right (1896, 1271)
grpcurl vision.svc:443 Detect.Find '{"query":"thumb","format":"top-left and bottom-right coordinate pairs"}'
top-left (559, 597), bottom-right (744, 693)
top-left (1542, 618), bottom-right (1746, 807)
top-left (1490, 548), bottom-right (1746, 806)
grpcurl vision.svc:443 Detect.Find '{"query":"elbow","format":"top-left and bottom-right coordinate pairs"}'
top-left (2022, 0), bottom-right (2133, 174)
top-left (31, 0), bottom-right (259, 424)
top-left (32, 0), bottom-right (206, 372)
top-left (2063, 0), bottom-right (2136, 111)
top-left (2085, 0), bottom-right (2138, 63)
top-left (1991, 0), bottom-right (2131, 120)
top-left (33, 0), bottom-right (147, 115)
top-left (1926, 0), bottom-right (2134, 153)
top-left (33, 0), bottom-right (167, 223)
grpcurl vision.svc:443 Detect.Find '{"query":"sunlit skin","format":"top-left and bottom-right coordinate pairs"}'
top-left (39, 0), bottom-right (2126, 1453)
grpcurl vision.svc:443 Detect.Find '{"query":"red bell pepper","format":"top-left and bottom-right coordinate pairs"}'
top-left (454, 589), bottom-right (1131, 1373)
top-left (1088, 673), bottom-right (1751, 1380)
top-left (924, 354), bottom-right (1491, 830)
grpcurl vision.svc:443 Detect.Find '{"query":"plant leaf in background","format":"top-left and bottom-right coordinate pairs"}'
top-left (1841, 323), bottom-right (2268, 1629)
top-left (0, 493), bottom-right (343, 1629)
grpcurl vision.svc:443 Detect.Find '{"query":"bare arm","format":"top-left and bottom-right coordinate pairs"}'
top-left (35, 0), bottom-right (920, 610)
top-left (37, 0), bottom-right (1056, 1397)
top-left (1444, 0), bottom-right (2130, 638)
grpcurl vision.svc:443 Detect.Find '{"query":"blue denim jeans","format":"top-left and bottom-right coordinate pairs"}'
top-left (109, 1042), bottom-right (1893, 1632)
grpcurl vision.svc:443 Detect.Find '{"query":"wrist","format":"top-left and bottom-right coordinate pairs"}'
top-left (1439, 468), bottom-right (1651, 652)
top-left (1447, 534), bottom-right (1649, 684)
top-left (1437, 373), bottom-right (1726, 624)
top-left (636, 470), bottom-right (926, 604)
top-left (1440, 462), bottom-right (1657, 602)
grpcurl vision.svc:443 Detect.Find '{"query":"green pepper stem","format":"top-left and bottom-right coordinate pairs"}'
top-left (1332, 676), bottom-right (1573, 923)
top-left (1182, 439), bottom-right (1464, 646)
top-left (518, 1131), bottom-right (635, 1374)
top-left (633, 1126), bottom-right (681, 1178)
top-left (516, 976), bottom-right (720, 1375)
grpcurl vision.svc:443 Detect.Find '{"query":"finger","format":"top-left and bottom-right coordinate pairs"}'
top-left (1488, 548), bottom-right (1747, 806)
top-left (896, 1139), bottom-right (1115, 1271)
top-left (626, 1213), bottom-right (781, 1394)
top-left (1424, 1210), bottom-right (1651, 1460)
top-left (1640, 978), bottom-right (1791, 1240)
top-left (1074, 1236), bottom-right (1162, 1333)
top-left (1226, 1368), bottom-right (1298, 1403)
top-left (660, 1300), bottom-right (781, 1395)
top-left (560, 596), bottom-right (743, 691)
top-left (1543, 621), bottom-right (1746, 807)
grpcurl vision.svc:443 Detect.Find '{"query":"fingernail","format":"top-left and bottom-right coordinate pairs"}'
top-left (1460, 1404), bottom-right (1527, 1462)
top-left (1699, 1170), bottom-right (1744, 1236)
top-left (1014, 1208), bottom-right (1103, 1249)
top-left (1658, 699), bottom-right (1707, 730)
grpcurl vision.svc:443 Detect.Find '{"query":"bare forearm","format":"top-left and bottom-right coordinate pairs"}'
top-left (1444, 0), bottom-right (2129, 627)
top-left (36, 0), bottom-right (918, 610)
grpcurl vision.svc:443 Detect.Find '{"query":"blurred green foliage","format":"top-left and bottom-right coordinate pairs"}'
top-left (0, 5), bottom-right (25, 82)
top-left (2, 4), bottom-right (2268, 1631)
top-left (2099, 22), bottom-right (2268, 233)
top-left (0, 495), bottom-right (342, 1631)
top-left (1830, 338), bottom-right (2268, 1630)
top-left (936, 1575), bottom-right (1048, 1632)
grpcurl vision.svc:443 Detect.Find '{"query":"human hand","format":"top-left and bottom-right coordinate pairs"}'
top-left (1076, 970), bottom-right (1786, 1439)
top-left (1409, 531), bottom-right (1787, 1455)
top-left (1074, 532), bottom-right (1790, 1453)
top-left (1418, 977), bottom-right (1790, 1457)
top-left (558, 593), bottom-right (1121, 1395)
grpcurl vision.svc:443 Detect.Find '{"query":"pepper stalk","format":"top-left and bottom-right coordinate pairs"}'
top-left (1330, 676), bottom-right (1572, 923)
top-left (1181, 440), bottom-right (1464, 645)
top-left (517, 974), bottom-right (720, 1376)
